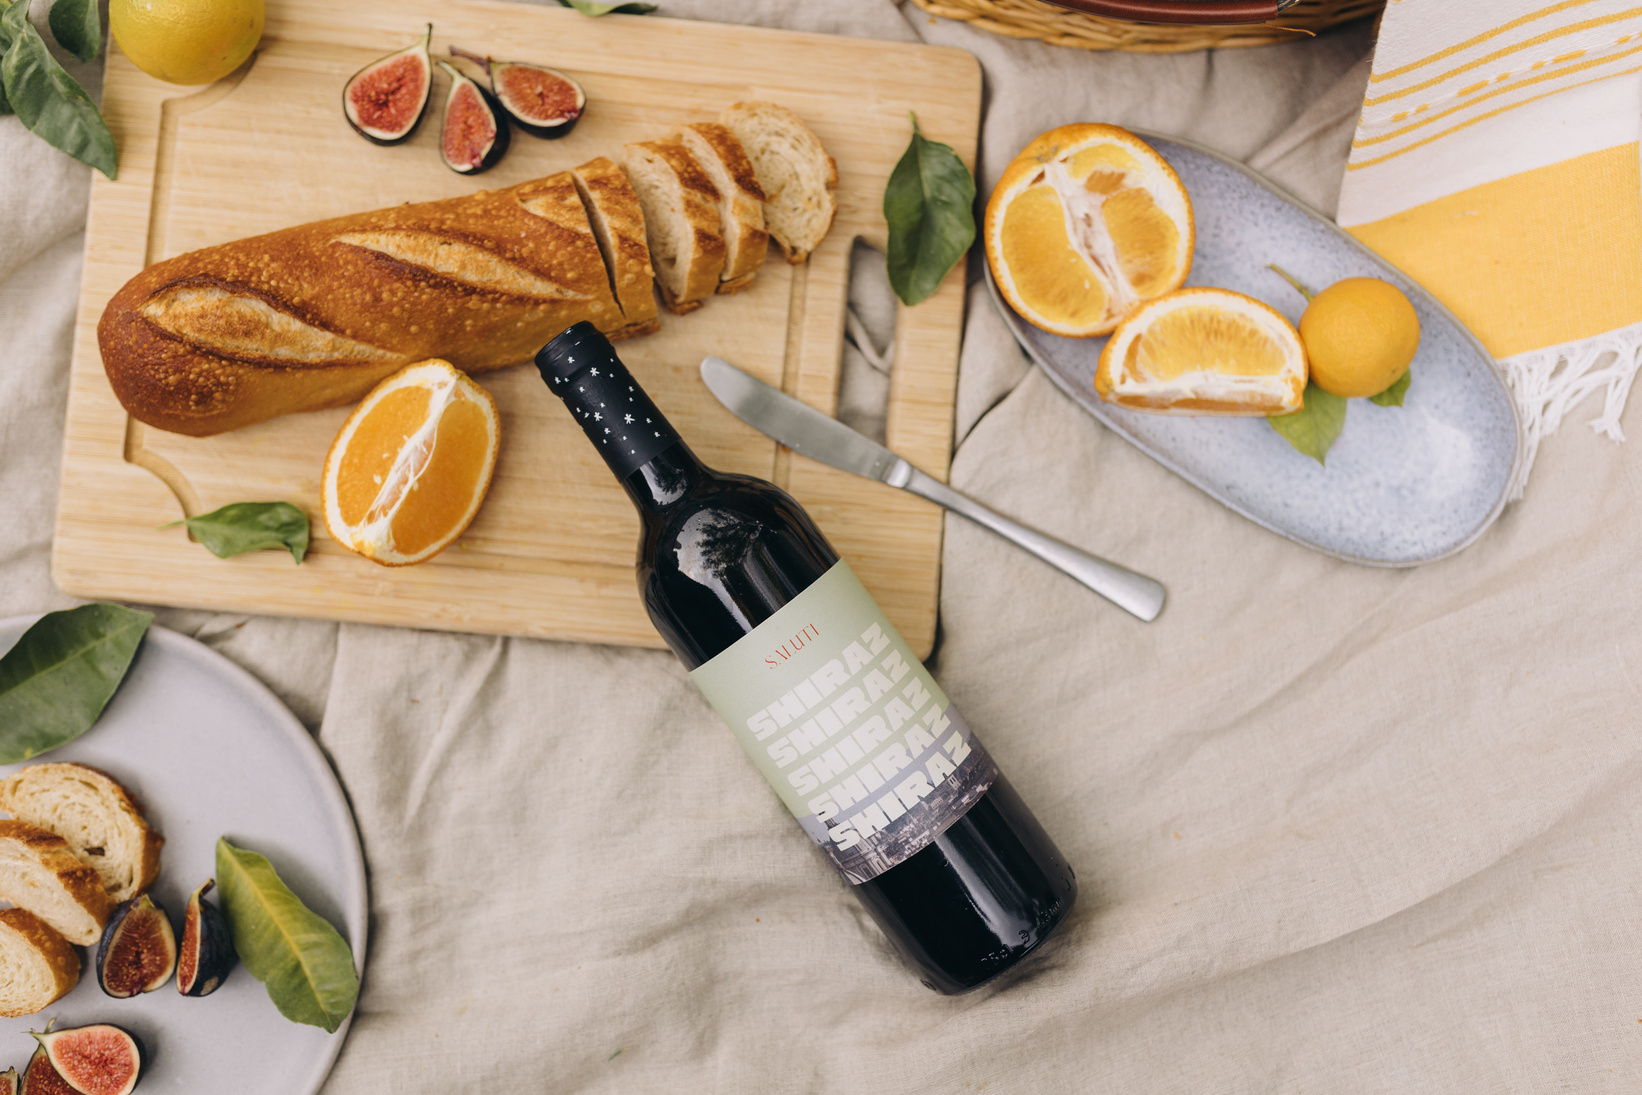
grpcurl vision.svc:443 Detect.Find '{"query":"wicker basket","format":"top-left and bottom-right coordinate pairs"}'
top-left (908, 0), bottom-right (1382, 52)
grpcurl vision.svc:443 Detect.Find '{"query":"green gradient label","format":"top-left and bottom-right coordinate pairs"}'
top-left (690, 561), bottom-right (996, 884)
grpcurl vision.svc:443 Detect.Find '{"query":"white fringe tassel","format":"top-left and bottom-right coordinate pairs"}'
top-left (1499, 318), bottom-right (1642, 501)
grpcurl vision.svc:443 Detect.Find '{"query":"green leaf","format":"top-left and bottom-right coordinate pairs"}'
top-left (1368, 368), bottom-right (1411, 407)
top-left (163, 502), bottom-right (309, 564)
top-left (556, 0), bottom-right (658, 14)
top-left (884, 113), bottom-right (975, 307)
top-left (0, 1), bottom-right (18, 115)
top-left (216, 838), bottom-right (360, 1033)
top-left (1268, 383), bottom-right (1348, 464)
top-left (0, 604), bottom-right (152, 764)
top-left (1, 4), bottom-right (116, 178)
top-left (48, 0), bottom-right (99, 63)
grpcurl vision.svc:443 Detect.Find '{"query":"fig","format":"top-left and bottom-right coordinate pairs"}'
top-left (176, 880), bottom-right (236, 997)
top-left (27, 1027), bottom-right (142, 1095)
top-left (343, 24), bottom-right (434, 145)
top-left (20, 1046), bottom-right (77, 1095)
top-left (436, 61), bottom-right (510, 175)
top-left (449, 46), bottom-right (585, 139)
top-left (96, 894), bottom-right (176, 998)
top-left (1, 1066), bottom-right (16, 1095)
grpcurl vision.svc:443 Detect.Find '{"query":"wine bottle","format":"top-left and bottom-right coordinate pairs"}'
top-left (536, 322), bottom-right (1076, 993)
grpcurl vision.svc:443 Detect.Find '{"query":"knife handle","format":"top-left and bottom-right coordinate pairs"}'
top-left (895, 465), bottom-right (1166, 623)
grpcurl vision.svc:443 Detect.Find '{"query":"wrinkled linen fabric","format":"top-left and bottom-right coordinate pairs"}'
top-left (3, 1), bottom-right (1639, 1091)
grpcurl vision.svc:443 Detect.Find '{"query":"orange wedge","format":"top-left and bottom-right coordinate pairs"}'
top-left (1094, 287), bottom-right (1307, 415)
top-left (322, 359), bottom-right (500, 566)
top-left (986, 124), bottom-right (1193, 338)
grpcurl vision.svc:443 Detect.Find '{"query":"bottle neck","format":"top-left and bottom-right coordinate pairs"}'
top-left (622, 441), bottom-right (710, 514)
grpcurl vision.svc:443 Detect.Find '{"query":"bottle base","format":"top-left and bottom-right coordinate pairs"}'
top-left (853, 775), bottom-right (1078, 994)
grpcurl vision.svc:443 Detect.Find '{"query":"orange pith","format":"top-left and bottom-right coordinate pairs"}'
top-left (1000, 184), bottom-right (1109, 327)
top-left (337, 386), bottom-right (431, 527)
top-left (388, 398), bottom-right (491, 556)
top-left (1095, 288), bottom-right (1307, 416)
top-left (322, 360), bottom-right (500, 567)
top-left (986, 123), bottom-right (1193, 338)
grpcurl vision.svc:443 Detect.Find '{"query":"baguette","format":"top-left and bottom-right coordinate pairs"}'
top-left (623, 139), bottom-right (727, 314)
top-left (99, 174), bottom-right (628, 437)
top-left (0, 820), bottom-right (113, 946)
top-left (0, 908), bottom-right (79, 1018)
top-left (0, 763), bottom-right (163, 904)
top-left (678, 123), bottom-right (769, 293)
top-left (571, 156), bottom-right (660, 337)
top-left (720, 101), bottom-right (838, 264)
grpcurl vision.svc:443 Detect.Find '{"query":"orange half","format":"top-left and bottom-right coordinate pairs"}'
top-left (1094, 287), bottom-right (1307, 415)
top-left (986, 123), bottom-right (1194, 338)
top-left (322, 359), bottom-right (500, 566)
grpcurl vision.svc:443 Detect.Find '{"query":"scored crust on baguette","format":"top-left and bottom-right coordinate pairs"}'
top-left (99, 175), bottom-right (626, 437)
top-left (677, 123), bottom-right (769, 294)
top-left (719, 101), bottom-right (837, 265)
top-left (0, 763), bottom-right (163, 904)
top-left (0, 820), bottom-right (113, 946)
top-left (571, 157), bottom-right (660, 339)
top-left (623, 139), bottom-right (727, 315)
top-left (0, 908), bottom-right (79, 1018)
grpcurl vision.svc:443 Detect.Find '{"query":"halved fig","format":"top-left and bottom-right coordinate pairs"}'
top-left (450, 46), bottom-right (584, 139)
top-left (1, 1065), bottom-right (17, 1095)
top-left (343, 24), bottom-right (434, 145)
top-left (436, 61), bottom-right (509, 175)
top-left (20, 1046), bottom-right (76, 1095)
top-left (29, 1027), bottom-right (141, 1095)
top-left (96, 894), bottom-right (176, 998)
top-left (177, 880), bottom-right (236, 997)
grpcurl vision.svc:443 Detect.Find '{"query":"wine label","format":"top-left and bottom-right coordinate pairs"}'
top-left (690, 561), bottom-right (998, 884)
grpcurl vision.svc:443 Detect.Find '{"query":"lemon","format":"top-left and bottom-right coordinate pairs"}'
top-left (110, 0), bottom-right (265, 86)
top-left (1299, 277), bottom-right (1420, 399)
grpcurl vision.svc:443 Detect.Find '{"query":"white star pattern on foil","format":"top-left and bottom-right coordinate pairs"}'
top-left (624, 414), bottom-right (633, 423)
top-left (590, 367), bottom-right (600, 376)
top-left (593, 412), bottom-right (602, 421)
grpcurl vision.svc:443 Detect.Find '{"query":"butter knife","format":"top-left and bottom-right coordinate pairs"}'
top-left (700, 357), bottom-right (1166, 622)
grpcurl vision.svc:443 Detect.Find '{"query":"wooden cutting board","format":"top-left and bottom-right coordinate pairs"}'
top-left (53, 1), bottom-right (980, 655)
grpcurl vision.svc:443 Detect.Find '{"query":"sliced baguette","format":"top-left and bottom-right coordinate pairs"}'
top-left (623, 139), bottom-right (726, 315)
top-left (98, 176), bottom-right (628, 437)
top-left (678, 123), bottom-right (769, 294)
top-left (0, 763), bottom-right (163, 904)
top-left (0, 820), bottom-right (113, 946)
top-left (719, 101), bottom-right (837, 264)
top-left (0, 908), bottom-right (79, 1017)
top-left (571, 156), bottom-right (660, 338)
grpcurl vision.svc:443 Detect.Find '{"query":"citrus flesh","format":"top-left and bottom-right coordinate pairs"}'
top-left (1300, 278), bottom-right (1420, 398)
top-left (110, 0), bottom-right (264, 86)
top-left (986, 124), bottom-right (1193, 337)
top-left (323, 360), bottom-right (499, 567)
top-left (1095, 287), bottom-right (1307, 415)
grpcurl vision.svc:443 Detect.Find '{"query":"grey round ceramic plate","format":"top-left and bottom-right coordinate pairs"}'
top-left (988, 131), bottom-right (1523, 566)
top-left (0, 617), bottom-right (367, 1094)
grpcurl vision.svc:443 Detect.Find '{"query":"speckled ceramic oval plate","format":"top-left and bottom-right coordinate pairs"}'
top-left (988, 131), bottom-right (1522, 567)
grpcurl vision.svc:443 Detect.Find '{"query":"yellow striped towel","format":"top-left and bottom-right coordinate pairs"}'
top-left (1336, 0), bottom-right (1642, 498)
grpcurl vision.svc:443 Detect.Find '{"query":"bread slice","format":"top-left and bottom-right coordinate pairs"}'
top-left (719, 101), bottom-right (837, 264)
top-left (678, 123), bottom-right (769, 294)
top-left (0, 820), bottom-right (114, 946)
top-left (0, 908), bottom-right (79, 1017)
top-left (571, 157), bottom-right (660, 339)
top-left (0, 763), bottom-right (163, 904)
top-left (623, 139), bottom-right (727, 315)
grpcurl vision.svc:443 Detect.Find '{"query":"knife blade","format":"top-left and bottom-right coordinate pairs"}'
top-left (699, 356), bottom-right (909, 486)
top-left (699, 356), bottom-right (1166, 622)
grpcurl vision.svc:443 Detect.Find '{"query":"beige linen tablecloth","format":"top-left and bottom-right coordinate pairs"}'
top-left (4, 2), bottom-right (1640, 1090)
